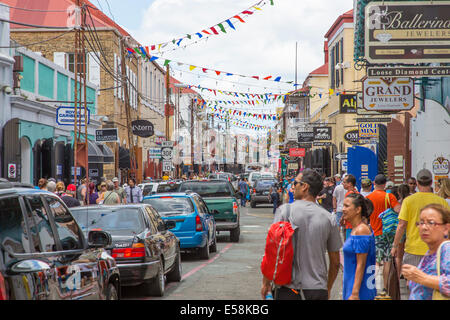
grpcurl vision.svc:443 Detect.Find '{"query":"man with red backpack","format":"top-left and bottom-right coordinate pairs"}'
top-left (261, 169), bottom-right (342, 300)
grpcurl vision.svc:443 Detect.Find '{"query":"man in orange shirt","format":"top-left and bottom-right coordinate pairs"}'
top-left (367, 174), bottom-right (401, 294)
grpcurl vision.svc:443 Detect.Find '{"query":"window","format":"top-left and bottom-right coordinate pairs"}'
top-left (193, 196), bottom-right (208, 215)
top-left (145, 206), bottom-right (165, 232)
top-left (340, 38), bottom-right (344, 85)
top-left (143, 197), bottom-right (194, 216)
top-left (45, 196), bottom-right (82, 251)
top-left (0, 197), bottom-right (30, 254)
top-left (23, 195), bottom-right (57, 253)
top-left (67, 53), bottom-right (87, 75)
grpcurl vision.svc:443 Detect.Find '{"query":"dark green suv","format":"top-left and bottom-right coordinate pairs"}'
top-left (178, 180), bottom-right (240, 242)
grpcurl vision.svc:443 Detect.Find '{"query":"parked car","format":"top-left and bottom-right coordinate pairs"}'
top-left (138, 183), bottom-right (158, 197)
top-left (156, 181), bottom-right (182, 194)
top-left (143, 192), bottom-right (217, 259)
top-left (71, 204), bottom-right (181, 297)
top-left (250, 179), bottom-right (279, 208)
top-left (0, 185), bottom-right (120, 300)
top-left (178, 180), bottom-right (240, 242)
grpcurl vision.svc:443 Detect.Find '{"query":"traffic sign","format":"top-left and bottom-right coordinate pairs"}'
top-left (161, 147), bottom-right (173, 160)
top-left (334, 153), bottom-right (348, 161)
top-left (162, 160), bottom-right (172, 172)
top-left (162, 141), bottom-right (174, 147)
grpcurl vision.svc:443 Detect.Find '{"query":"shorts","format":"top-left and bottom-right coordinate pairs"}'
top-left (375, 233), bottom-right (395, 263)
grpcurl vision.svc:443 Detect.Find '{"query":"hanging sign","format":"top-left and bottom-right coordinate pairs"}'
top-left (339, 94), bottom-right (357, 114)
top-left (8, 164), bottom-right (16, 179)
top-left (131, 120), bottom-right (154, 138)
top-left (289, 148), bottom-right (306, 157)
top-left (344, 130), bottom-right (360, 145)
top-left (95, 128), bottom-right (119, 142)
top-left (297, 131), bottom-right (314, 143)
top-left (313, 127), bottom-right (332, 140)
top-left (358, 123), bottom-right (379, 139)
top-left (363, 77), bottom-right (414, 111)
top-left (364, 1), bottom-right (450, 63)
top-left (56, 106), bottom-right (90, 126)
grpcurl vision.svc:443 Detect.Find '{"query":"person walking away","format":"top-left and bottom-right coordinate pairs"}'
top-left (366, 174), bottom-right (401, 295)
top-left (269, 186), bottom-right (280, 214)
top-left (333, 174), bottom-right (347, 227)
top-left (47, 181), bottom-right (56, 194)
top-left (334, 174), bottom-right (342, 186)
top-left (102, 181), bottom-right (120, 205)
top-left (342, 193), bottom-right (377, 300)
top-left (391, 169), bottom-right (449, 294)
top-left (317, 177), bottom-right (335, 213)
top-left (126, 178), bottom-right (143, 203)
top-left (238, 178), bottom-right (248, 207)
top-left (402, 204), bottom-right (449, 300)
top-left (261, 169), bottom-right (342, 300)
top-left (395, 184), bottom-right (412, 278)
top-left (61, 184), bottom-right (81, 208)
top-left (77, 178), bottom-right (87, 203)
top-left (342, 174), bottom-right (359, 240)
top-left (360, 178), bottom-right (373, 197)
top-left (437, 178), bottom-right (450, 206)
top-left (112, 177), bottom-right (127, 204)
top-left (96, 182), bottom-right (108, 204)
top-left (86, 182), bottom-right (99, 205)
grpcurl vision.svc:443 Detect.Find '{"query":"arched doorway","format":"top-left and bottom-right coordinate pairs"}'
top-left (33, 138), bottom-right (53, 184)
top-left (20, 137), bottom-right (32, 184)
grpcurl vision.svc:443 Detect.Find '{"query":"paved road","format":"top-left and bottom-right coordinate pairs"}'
top-left (121, 203), bottom-right (410, 300)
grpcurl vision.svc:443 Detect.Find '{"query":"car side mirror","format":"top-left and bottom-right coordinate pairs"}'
top-left (165, 220), bottom-right (176, 229)
top-left (8, 259), bottom-right (51, 275)
top-left (88, 230), bottom-right (112, 248)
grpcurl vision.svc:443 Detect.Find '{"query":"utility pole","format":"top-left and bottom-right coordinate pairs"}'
top-left (119, 37), bottom-right (136, 180)
top-left (165, 65), bottom-right (170, 141)
top-left (190, 98), bottom-right (194, 174)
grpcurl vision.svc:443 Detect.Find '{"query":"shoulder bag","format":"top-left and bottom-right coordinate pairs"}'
top-left (379, 193), bottom-right (398, 237)
top-left (432, 240), bottom-right (450, 300)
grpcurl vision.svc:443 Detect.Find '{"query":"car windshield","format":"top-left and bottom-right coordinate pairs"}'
top-left (71, 208), bottom-right (144, 233)
top-left (157, 183), bottom-right (180, 193)
top-left (142, 184), bottom-right (155, 196)
top-left (252, 173), bottom-right (261, 180)
top-left (256, 180), bottom-right (276, 188)
top-left (143, 197), bottom-right (194, 216)
top-left (179, 182), bottom-right (233, 197)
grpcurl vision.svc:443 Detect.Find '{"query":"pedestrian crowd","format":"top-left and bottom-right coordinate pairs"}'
top-left (261, 168), bottom-right (449, 301)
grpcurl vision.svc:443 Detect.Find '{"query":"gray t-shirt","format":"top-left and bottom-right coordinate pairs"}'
top-left (273, 200), bottom-right (342, 290)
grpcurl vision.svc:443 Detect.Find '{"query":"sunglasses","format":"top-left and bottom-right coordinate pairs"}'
top-left (293, 180), bottom-right (306, 187)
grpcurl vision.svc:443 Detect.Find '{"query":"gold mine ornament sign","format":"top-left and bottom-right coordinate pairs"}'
top-left (365, 1), bottom-right (450, 63)
top-left (363, 77), bottom-right (414, 111)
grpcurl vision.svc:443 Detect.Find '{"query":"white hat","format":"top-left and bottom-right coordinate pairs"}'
top-left (112, 177), bottom-right (119, 182)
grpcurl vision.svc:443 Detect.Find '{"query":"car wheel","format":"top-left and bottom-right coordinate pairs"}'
top-left (167, 248), bottom-right (182, 282)
top-left (198, 238), bottom-right (210, 260)
top-left (145, 258), bottom-right (165, 296)
top-left (210, 235), bottom-right (217, 253)
top-left (106, 283), bottom-right (119, 300)
top-left (230, 226), bottom-right (240, 242)
top-left (250, 201), bottom-right (256, 208)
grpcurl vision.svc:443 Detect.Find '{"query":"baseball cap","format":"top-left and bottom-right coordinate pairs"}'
top-left (417, 168), bottom-right (432, 183)
top-left (334, 173), bottom-right (341, 178)
top-left (385, 181), bottom-right (395, 189)
top-left (112, 177), bottom-right (119, 182)
top-left (67, 184), bottom-right (76, 192)
top-left (374, 174), bottom-right (387, 185)
top-left (361, 178), bottom-right (372, 187)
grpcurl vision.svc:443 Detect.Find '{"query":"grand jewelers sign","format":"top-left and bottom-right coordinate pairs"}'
top-left (363, 77), bottom-right (414, 111)
top-left (365, 1), bottom-right (450, 63)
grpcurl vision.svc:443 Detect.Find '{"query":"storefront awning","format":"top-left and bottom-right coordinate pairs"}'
top-left (96, 143), bottom-right (114, 163)
top-left (88, 140), bottom-right (104, 163)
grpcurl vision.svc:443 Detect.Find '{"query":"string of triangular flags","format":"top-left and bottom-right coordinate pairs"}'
top-left (137, 0), bottom-right (274, 54)
top-left (127, 49), bottom-right (299, 86)
top-left (187, 84), bottom-right (288, 98)
top-left (211, 106), bottom-right (281, 121)
top-left (212, 113), bottom-right (272, 131)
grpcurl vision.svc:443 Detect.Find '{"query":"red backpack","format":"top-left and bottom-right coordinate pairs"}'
top-left (260, 205), bottom-right (296, 286)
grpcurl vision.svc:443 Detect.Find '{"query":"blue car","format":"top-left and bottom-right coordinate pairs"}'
top-left (143, 192), bottom-right (217, 259)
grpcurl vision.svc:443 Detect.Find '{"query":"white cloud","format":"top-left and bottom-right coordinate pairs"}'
top-left (127, 0), bottom-right (353, 134)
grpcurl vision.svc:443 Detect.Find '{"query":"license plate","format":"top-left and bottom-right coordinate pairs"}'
top-left (263, 191), bottom-right (269, 195)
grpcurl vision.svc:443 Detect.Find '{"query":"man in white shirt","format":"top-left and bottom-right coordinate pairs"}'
top-left (332, 174), bottom-right (347, 225)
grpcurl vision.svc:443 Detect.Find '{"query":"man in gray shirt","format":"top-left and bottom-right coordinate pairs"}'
top-left (261, 169), bottom-right (342, 300)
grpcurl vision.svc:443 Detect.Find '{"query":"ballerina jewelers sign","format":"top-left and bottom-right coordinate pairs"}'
top-left (364, 1), bottom-right (450, 63)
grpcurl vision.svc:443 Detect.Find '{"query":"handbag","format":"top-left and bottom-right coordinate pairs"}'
top-left (379, 194), bottom-right (398, 237)
top-left (432, 240), bottom-right (450, 300)
top-left (387, 258), bottom-right (401, 300)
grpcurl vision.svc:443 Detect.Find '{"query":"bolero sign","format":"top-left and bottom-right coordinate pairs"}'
top-left (131, 120), bottom-right (154, 138)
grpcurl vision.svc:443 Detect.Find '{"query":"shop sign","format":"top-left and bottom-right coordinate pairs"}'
top-left (339, 94), bottom-right (357, 114)
top-left (56, 106), bottom-right (90, 126)
top-left (297, 131), bottom-right (314, 143)
top-left (131, 120), bottom-right (154, 138)
top-left (432, 157), bottom-right (449, 175)
top-left (367, 66), bottom-right (450, 78)
top-left (358, 122), bottom-right (379, 139)
top-left (344, 130), bottom-right (360, 145)
top-left (8, 164), bottom-right (16, 179)
top-left (313, 127), bottom-right (332, 140)
top-left (364, 1), bottom-right (450, 63)
top-left (288, 163), bottom-right (299, 170)
top-left (314, 142), bottom-right (333, 147)
top-left (149, 148), bottom-right (162, 159)
top-left (289, 148), bottom-right (306, 157)
top-left (363, 77), bottom-right (414, 111)
top-left (95, 128), bottom-right (119, 142)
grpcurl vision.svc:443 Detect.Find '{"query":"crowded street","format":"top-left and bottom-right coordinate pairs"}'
top-left (0, 0), bottom-right (449, 311)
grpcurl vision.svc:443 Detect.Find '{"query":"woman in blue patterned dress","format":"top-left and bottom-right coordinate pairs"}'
top-left (402, 204), bottom-right (450, 300)
top-left (342, 193), bottom-right (377, 300)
